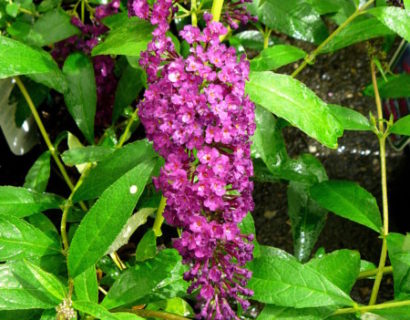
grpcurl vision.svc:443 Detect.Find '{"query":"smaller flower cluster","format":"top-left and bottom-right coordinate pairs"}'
top-left (223, 0), bottom-right (257, 29)
top-left (52, 0), bottom-right (120, 127)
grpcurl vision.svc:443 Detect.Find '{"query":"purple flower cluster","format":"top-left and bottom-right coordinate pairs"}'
top-left (223, 0), bottom-right (257, 29)
top-left (130, 1), bottom-right (256, 318)
top-left (52, 0), bottom-right (120, 127)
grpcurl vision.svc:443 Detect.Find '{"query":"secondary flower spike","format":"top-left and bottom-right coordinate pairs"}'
top-left (130, 1), bottom-right (256, 318)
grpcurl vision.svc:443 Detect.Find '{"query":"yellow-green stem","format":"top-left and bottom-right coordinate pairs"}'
top-left (211, 0), bottom-right (224, 22)
top-left (81, 0), bottom-right (85, 23)
top-left (191, 0), bottom-right (198, 27)
top-left (263, 27), bottom-right (272, 49)
top-left (117, 108), bottom-right (139, 148)
top-left (369, 60), bottom-right (390, 306)
top-left (333, 299), bottom-right (410, 315)
top-left (291, 0), bottom-right (375, 78)
top-left (153, 196), bottom-right (167, 237)
top-left (358, 266), bottom-right (393, 280)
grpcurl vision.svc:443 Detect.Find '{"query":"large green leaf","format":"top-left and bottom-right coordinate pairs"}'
top-left (0, 186), bottom-right (62, 218)
top-left (250, 45), bottom-right (307, 72)
top-left (390, 115), bottom-right (410, 137)
top-left (61, 145), bottom-right (115, 166)
top-left (310, 180), bottom-right (382, 232)
top-left (113, 65), bottom-right (145, 123)
top-left (387, 233), bottom-right (410, 298)
top-left (102, 249), bottom-right (187, 309)
top-left (135, 230), bottom-right (157, 262)
top-left (371, 304), bottom-right (410, 320)
top-left (368, 7), bottom-right (410, 42)
top-left (74, 265), bottom-right (99, 303)
top-left (0, 264), bottom-right (56, 310)
top-left (73, 140), bottom-right (155, 201)
top-left (247, 0), bottom-right (328, 44)
top-left (307, 0), bottom-right (354, 15)
top-left (73, 300), bottom-right (119, 320)
top-left (257, 305), bottom-right (333, 319)
top-left (320, 16), bottom-right (394, 53)
top-left (92, 17), bottom-right (154, 57)
top-left (251, 105), bottom-right (288, 173)
top-left (306, 250), bottom-right (360, 293)
top-left (68, 158), bottom-right (156, 277)
top-left (327, 105), bottom-right (371, 131)
top-left (364, 74), bottom-right (410, 98)
top-left (288, 180), bottom-right (328, 262)
top-left (23, 151), bottom-right (51, 193)
top-left (248, 246), bottom-right (353, 307)
top-left (7, 9), bottom-right (79, 47)
top-left (0, 215), bottom-right (61, 260)
top-left (10, 260), bottom-right (67, 303)
top-left (0, 36), bottom-right (61, 79)
top-left (63, 52), bottom-right (97, 144)
top-left (246, 71), bottom-right (343, 148)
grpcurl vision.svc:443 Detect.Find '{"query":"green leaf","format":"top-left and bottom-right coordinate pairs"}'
top-left (68, 158), bottom-right (156, 277)
top-left (307, 0), bottom-right (353, 15)
top-left (248, 246), bottom-right (353, 307)
top-left (74, 266), bottom-right (99, 303)
top-left (92, 17), bottom-right (154, 57)
top-left (0, 36), bottom-right (62, 79)
top-left (387, 233), bottom-right (410, 298)
top-left (247, 0), bottom-right (328, 44)
top-left (320, 16), bottom-right (394, 53)
top-left (0, 186), bottom-right (62, 218)
top-left (390, 115), bottom-right (410, 136)
top-left (113, 65), bottom-right (145, 123)
top-left (368, 7), bottom-right (410, 42)
top-left (114, 313), bottom-right (144, 320)
top-left (250, 45), bottom-right (306, 72)
top-left (61, 145), bottom-right (115, 166)
top-left (229, 30), bottom-right (269, 52)
top-left (0, 264), bottom-right (56, 310)
top-left (327, 105), bottom-right (371, 131)
top-left (364, 74), bottom-right (410, 98)
top-left (63, 52), bottom-right (97, 144)
top-left (40, 309), bottom-right (58, 320)
top-left (0, 310), bottom-right (43, 320)
top-left (257, 305), bottom-right (333, 319)
top-left (102, 249), bottom-right (187, 309)
top-left (371, 304), bottom-right (410, 320)
top-left (147, 297), bottom-right (194, 318)
top-left (251, 105), bottom-right (288, 172)
top-left (73, 300), bottom-right (119, 320)
top-left (288, 181), bottom-right (328, 262)
top-left (310, 180), bottom-right (382, 232)
top-left (27, 70), bottom-right (68, 94)
top-left (306, 250), bottom-right (361, 293)
top-left (10, 259), bottom-right (67, 302)
top-left (27, 213), bottom-right (59, 241)
top-left (23, 151), bottom-right (51, 192)
top-left (246, 71), bottom-right (343, 149)
top-left (360, 259), bottom-right (377, 274)
top-left (239, 212), bottom-right (261, 258)
top-left (0, 215), bottom-right (61, 260)
top-left (6, 3), bottom-right (20, 17)
top-left (9, 9), bottom-right (79, 47)
top-left (73, 139), bottom-right (156, 201)
top-left (107, 208), bottom-right (155, 255)
top-left (135, 230), bottom-right (157, 262)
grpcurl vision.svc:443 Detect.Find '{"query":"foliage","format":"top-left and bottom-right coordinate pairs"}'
top-left (0, 0), bottom-right (410, 319)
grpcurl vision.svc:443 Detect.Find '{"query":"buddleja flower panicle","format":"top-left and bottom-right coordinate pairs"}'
top-left (129, 1), bottom-right (256, 318)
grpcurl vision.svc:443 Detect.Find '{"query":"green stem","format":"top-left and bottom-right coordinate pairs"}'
top-left (291, 0), bottom-right (375, 78)
top-left (333, 299), bottom-right (410, 315)
top-left (116, 309), bottom-right (191, 320)
top-left (263, 26), bottom-right (272, 49)
top-left (81, 0), bottom-right (85, 23)
top-left (14, 77), bottom-right (75, 192)
top-left (191, 0), bottom-right (198, 27)
top-left (211, 0), bottom-right (224, 22)
top-left (153, 196), bottom-right (167, 237)
top-left (369, 60), bottom-right (390, 306)
top-left (358, 266), bottom-right (393, 280)
top-left (117, 108), bottom-right (139, 148)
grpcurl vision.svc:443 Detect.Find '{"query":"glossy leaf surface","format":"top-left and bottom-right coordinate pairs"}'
top-left (61, 145), bottom-right (115, 166)
top-left (364, 74), bottom-right (410, 98)
top-left (250, 45), bottom-right (306, 72)
top-left (369, 7), bottom-right (410, 42)
top-left (327, 104), bottom-right (371, 131)
top-left (310, 180), bottom-right (382, 232)
top-left (74, 265), bottom-right (99, 303)
top-left (23, 151), bottom-right (51, 193)
top-left (135, 229), bottom-right (157, 262)
top-left (257, 305), bottom-right (333, 319)
top-left (390, 115), bottom-right (410, 137)
top-left (246, 71), bottom-right (343, 148)
top-left (63, 52), bottom-right (97, 144)
top-left (387, 233), bottom-right (410, 298)
top-left (68, 159), bottom-right (156, 277)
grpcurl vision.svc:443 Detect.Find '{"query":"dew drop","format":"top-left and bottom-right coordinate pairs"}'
top-left (129, 185), bottom-right (138, 194)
